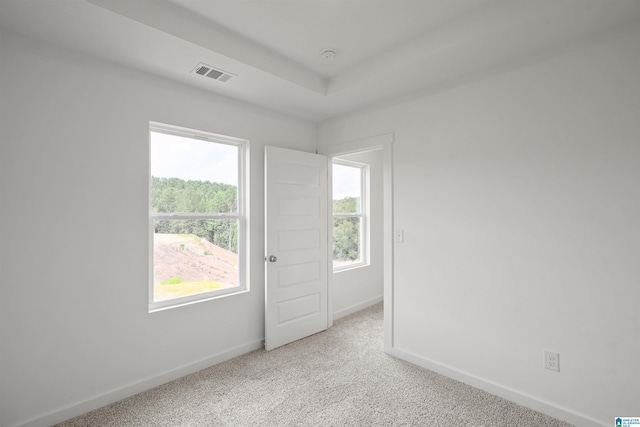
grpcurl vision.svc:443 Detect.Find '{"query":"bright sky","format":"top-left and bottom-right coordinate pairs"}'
top-left (151, 132), bottom-right (364, 196)
top-left (332, 163), bottom-right (361, 200)
top-left (150, 132), bottom-right (238, 185)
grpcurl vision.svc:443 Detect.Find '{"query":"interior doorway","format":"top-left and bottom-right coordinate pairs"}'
top-left (324, 134), bottom-right (394, 352)
top-left (330, 149), bottom-right (384, 320)
top-left (263, 135), bottom-right (393, 352)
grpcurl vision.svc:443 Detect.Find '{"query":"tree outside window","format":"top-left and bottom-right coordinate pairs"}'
top-left (149, 123), bottom-right (248, 311)
top-left (332, 160), bottom-right (368, 271)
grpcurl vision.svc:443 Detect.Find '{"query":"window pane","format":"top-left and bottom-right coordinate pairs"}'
top-left (332, 163), bottom-right (361, 214)
top-left (333, 216), bottom-right (361, 267)
top-left (150, 132), bottom-right (238, 213)
top-left (153, 219), bottom-right (238, 302)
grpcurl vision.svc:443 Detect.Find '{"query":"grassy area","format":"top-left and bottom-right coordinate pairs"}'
top-left (154, 280), bottom-right (226, 301)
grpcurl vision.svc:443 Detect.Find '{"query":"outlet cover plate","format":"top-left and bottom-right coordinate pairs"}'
top-left (544, 350), bottom-right (560, 372)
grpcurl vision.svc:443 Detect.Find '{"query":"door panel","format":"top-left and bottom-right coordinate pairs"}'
top-left (265, 146), bottom-right (328, 351)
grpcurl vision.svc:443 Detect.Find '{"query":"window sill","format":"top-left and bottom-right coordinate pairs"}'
top-left (333, 262), bottom-right (369, 274)
top-left (149, 287), bottom-right (249, 313)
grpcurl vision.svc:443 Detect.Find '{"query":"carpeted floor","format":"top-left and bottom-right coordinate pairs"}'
top-left (58, 303), bottom-right (572, 426)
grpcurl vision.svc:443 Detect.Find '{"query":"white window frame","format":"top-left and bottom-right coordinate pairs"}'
top-left (332, 158), bottom-right (369, 272)
top-left (148, 122), bottom-right (250, 312)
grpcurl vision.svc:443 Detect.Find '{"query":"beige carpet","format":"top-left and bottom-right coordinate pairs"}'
top-left (58, 304), bottom-right (572, 426)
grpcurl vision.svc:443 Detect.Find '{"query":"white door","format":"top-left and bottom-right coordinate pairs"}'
top-left (264, 146), bottom-right (328, 351)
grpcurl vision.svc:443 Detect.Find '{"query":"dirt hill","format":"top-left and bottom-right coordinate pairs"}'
top-left (153, 234), bottom-right (238, 286)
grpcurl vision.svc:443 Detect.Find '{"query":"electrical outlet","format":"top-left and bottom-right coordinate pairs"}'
top-left (544, 350), bottom-right (560, 372)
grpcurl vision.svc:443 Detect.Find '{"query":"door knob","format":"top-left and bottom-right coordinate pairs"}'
top-left (268, 255), bottom-right (277, 263)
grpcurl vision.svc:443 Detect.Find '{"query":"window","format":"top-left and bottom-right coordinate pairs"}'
top-left (149, 123), bottom-right (248, 311)
top-left (332, 159), bottom-right (368, 271)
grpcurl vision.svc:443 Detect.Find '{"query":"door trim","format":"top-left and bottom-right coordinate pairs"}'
top-left (322, 133), bottom-right (394, 352)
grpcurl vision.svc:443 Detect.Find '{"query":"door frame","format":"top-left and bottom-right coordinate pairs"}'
top-left (322, 133), bottom-right (394, 352)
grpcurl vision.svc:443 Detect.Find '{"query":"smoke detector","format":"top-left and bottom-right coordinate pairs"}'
top-left (192, 63), bottom-right (236, 83)
top-left (320, 49), bottom-right (336, 60)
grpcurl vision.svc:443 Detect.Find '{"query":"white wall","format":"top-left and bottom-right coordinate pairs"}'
top-left (331, 150), bottom-right (384, 319)
top-left (0, 32), bottom-right (316, 427)
top-left (319, 31), bottom-right (640, 427)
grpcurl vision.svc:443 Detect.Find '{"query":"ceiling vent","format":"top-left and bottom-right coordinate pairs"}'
top-left (192, 63), bottom-right (236, 83)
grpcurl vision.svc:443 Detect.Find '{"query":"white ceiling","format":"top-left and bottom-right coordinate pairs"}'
top-left (165, 0), bottom-right (495, 78)
top-left (1, 0), bottom-right (640, 123)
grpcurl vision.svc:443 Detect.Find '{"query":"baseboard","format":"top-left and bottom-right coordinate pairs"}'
top-left (14, 340), bottom-right (263, 427)
top-left (333, 295), bottom-right (383, 320)
top-left (389, 347), bottom-right (607, 427)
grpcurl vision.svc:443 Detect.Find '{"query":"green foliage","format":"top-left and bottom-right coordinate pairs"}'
top-left (333, 196), bottom-right (360, 214)
top-left (333, 196), bottom-right (361, 262)
top-left (161, 277), bottom-right (182, 285)
top-left (151, 177), bottom-right (237, 214)
top-left (152, 177), bottom-right (238, 252)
